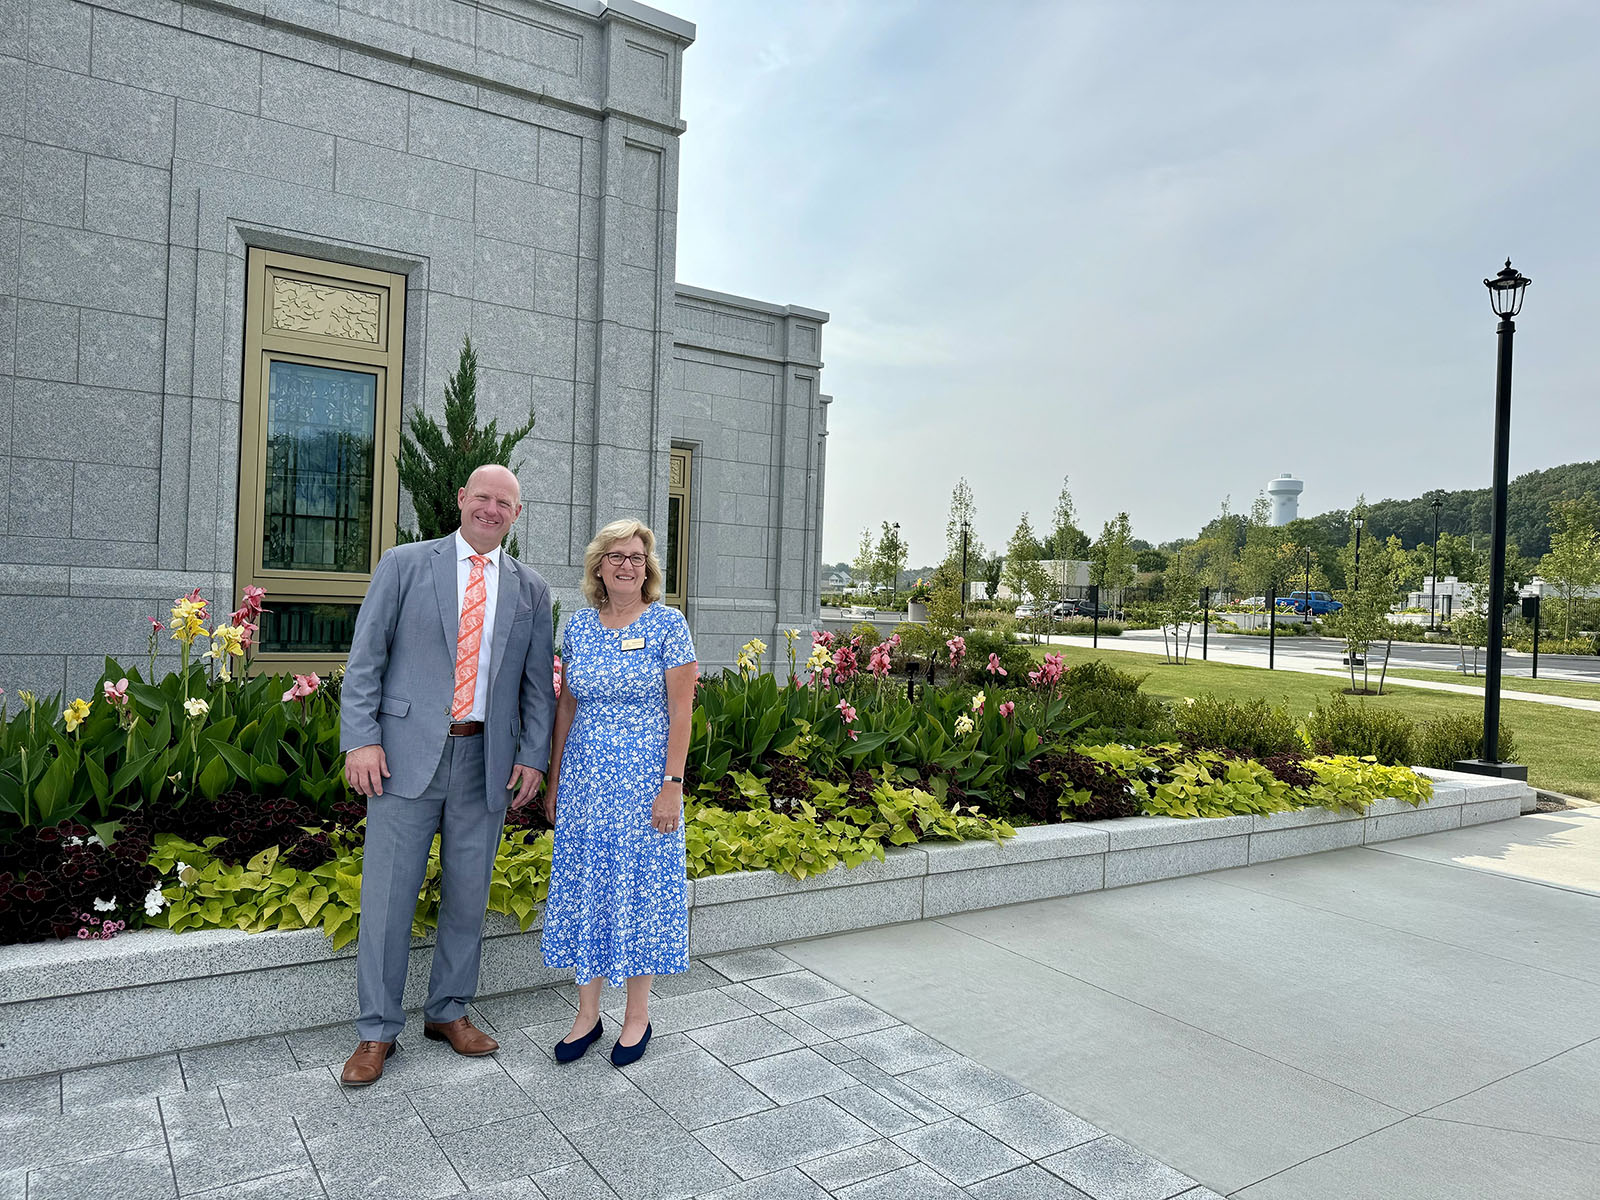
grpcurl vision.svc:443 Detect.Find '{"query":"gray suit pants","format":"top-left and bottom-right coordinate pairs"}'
top-left (355, 734), bottom-right (506, 1042)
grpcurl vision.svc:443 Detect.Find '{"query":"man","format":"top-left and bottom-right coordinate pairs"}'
top-left (338, 464), bottom-right (555, 1086)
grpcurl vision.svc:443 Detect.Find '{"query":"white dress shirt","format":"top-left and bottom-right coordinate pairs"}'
top-left (454, 530), bottom-right (501, 722)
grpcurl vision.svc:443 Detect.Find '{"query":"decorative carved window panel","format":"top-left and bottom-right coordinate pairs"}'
top-left (237, 249), bottom-right (407, 672)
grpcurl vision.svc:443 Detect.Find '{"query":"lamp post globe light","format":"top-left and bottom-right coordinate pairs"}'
top-left (1459, 259), bottom-right (1532, 781)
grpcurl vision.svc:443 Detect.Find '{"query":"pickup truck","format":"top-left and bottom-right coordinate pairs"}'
top-left (1277, 591), bottom-right (1342, 615)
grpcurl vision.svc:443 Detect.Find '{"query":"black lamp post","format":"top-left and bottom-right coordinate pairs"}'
top-left (890, 521), bottom-right (902, 603)
top-left (959, 518), bottom-right (970, 623)
top-left (1304, 549), bottom-right (1313, 627)
top-left (1352, 516), bottom-right (1364, 591)
top-left (1459, 259), bottom-right (1532, 780)
top-left (1429, 495), bottom-right (1443, 631)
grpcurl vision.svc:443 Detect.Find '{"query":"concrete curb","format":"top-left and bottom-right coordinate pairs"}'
top-left (0, 772), bottom-right (1530, 1080)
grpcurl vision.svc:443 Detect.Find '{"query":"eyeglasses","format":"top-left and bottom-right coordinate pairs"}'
top-left (602, 552), bottom-right (648, 567)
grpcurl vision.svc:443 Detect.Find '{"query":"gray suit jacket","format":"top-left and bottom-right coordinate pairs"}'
top-left (340, 535), bottom-right (556, 807)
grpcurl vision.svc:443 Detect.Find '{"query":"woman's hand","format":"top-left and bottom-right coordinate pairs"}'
top-left (543, 775), bottom-right (559, 825)
top-left (651, 784), bottom-right (682, 833)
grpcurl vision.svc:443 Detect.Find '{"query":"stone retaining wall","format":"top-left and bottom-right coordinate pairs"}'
top-left (0, 771), bottom-right (1530, 1080)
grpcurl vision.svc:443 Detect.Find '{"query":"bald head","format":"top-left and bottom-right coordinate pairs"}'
top-left (457, 465), bottom-right (523, 553)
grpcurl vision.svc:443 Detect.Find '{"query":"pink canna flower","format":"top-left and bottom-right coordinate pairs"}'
top-left (945, 636), bottom-right (967, 668)
top-left (282, 672), bottom-right (321, 703)
top-left (836, 699), bottom-right (857, 723)
top-left (832, 644), bottom-right (860, 684)
top-left (147, 617), bottom-right (164, 631)
top-left (987, 653), bottom-right (1007, 677)
top-left (182, 588), bottom-right (209, 620)
top-left (240, 586), bottom-right (267, 616)
top-left (868, 642), bottom-right (894, 678)
top-left (103, 678), bottom-right (130, 706)
top-left (999, 700), bottom-right (1015, 719)
top-left (553, 657), bottom-right (564, 698)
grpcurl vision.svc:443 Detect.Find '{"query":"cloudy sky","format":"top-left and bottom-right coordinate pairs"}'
top-left (666, 0), bottom-right (1600, 565)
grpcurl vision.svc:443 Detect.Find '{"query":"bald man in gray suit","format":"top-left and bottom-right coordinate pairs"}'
top-left (338, 465), bottom-right (555, 1086)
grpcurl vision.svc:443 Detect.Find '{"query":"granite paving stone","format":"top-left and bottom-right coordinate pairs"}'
top-left (967, 1165), bottom-right (1095, 1200)
top-left (1042, 1136), bottom-right (1198, 1200)
top-left (694, 1095), bottom-right (877, 1180)
top-left (626, 988), bottom-right (754, 1035)
top-left (473, 989), bottom-right (577, 1032)
top-left (218, 1065), bottom-right (348, 1125)
top-left (61, 1054), bottom-right (185, 1111)
top-left (184, 1165), bottom-right (327, 1198)
top-left (733, 1046), bottom-right (858, 1103)
top-left (649, 959), bottom-right (734, 997)
top-left (965, 1095), bottom-right (1104, 1160)
top-left (409, 1073), bottom-right (539, 1137)
top-left (23, 1142), bottom-right (175, 1200)
top-left (303, 1110), bottom-right (466, 1200)
top-left (502, 1043), bottom-right (640, 1113)
top-left (788, 996), bottom-right (899, 1039)
top-left (703, 948), bottom-right (799, 982)
top-left (168, 1118), bottom-right (312, 1194)
top-left (685, 1015), bottom-right (805, 1065)
top-left (799, 1138), bottom-right (917, 1190)
top-left (715, 982), bottom-right (784, 1013)
top-left (761, 1008), bottom-right (833, 1047)
top-left (840, 1025), bottom-right (960, 1074)
top-left (441, 1179), bottom-right (544, 1199)
top-left (839, 1059), bottom-right (956, 1125)
top-left (745, 970), bottom-right (850, 1008)
top-left (0, 1075), bottom-right (58, 1125)
top-left (816, 1041), bottom-right (864, 1064)
top-left (286, 1023), bottom-right (366, 1070)
top-left (568, 1110), bottom-right (738, 1199)
top-left (699, 1166), bottom-right (831, 1199)
top-left (895, 1117), bottom-right (1029, 1186)
top-left (437, 1112), bottom-right (580, 1190)
top-left (624, 1046), bottom-right (773, 1130)
top-left (386, 1034), bottom-right (511, 1092)
top-left (827, 1085), bottom-right (927, 1137)
top-left (528, 1158), bottom-right (621, 1200)
top-left (179, 1037), bottom-right (299, 1090)
top-left (835, 1161), bottom-right (972, 1199)
top-left (541, 1085), bottom-right (665, 1136)
top-left (157, 1087), bottom-right (230, 1137)
top-left (0, 1096), bottom-right (164, 1175)
top-left (898, 1058), bottom-right (1028, 1114)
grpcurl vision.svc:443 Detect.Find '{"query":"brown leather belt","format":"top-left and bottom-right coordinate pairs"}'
top-left (448, 721), bottom-right (484, 737)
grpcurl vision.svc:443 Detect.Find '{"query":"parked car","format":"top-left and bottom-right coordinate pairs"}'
top-left (1277, 590), bottom-right (1342, 615)
top-left (1066, 598), bottom-right (1111, 618)
top-left (1015, 604), bottom-right (1038, 620)
top-left (1050, 601), bottom-right (1076, 619)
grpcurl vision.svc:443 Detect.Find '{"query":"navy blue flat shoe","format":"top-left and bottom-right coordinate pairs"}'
top-left (554, 1017), bottom-right (603, 1063)
top-left (610, 1022), bottom-right (652, 1066)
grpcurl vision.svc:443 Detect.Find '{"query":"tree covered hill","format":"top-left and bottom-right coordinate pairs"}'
top-left (1351, 460), bottom-right (1600, 558)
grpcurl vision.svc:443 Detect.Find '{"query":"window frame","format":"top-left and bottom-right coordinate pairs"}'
top-left (236, 248), bottom-right (407, 674)
top-left (665, 446), bottom-right (692, 611)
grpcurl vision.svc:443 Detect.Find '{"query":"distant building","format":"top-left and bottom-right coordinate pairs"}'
top-left (1267, 474), bottom-right (1304, 526)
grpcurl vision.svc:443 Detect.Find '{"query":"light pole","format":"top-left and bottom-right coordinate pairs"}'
top-left (890, 521), bottom-right (902, 604)
top-left (959, 518), bottom-right (970, 623)
top-left (1304, 549), bottom-right (1313, 628)
top-left (1429, 495), bottom-right (1443, 631)
top-left (1352, 516), bottom-right (1364, 591)
top-left (1460, 259), bottom-right (1532, 779)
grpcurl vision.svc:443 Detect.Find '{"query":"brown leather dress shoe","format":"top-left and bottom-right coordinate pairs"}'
top-left (423, 1015), bottom-right (498, 1057)
top-left (340, 1040), bottom-right (396, 1086)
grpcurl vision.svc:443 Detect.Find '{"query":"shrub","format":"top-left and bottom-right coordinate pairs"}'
top-left (849, 621), bottom-right (883, 645)
top-left (957, 628), bottom-right (1033, 682)
top-left (1175, 695), bottom-right (1302, 759)
top-left (971, 611), bottom-right (1018, 634)
top-left (1057, 618), bottom-right (1124, 636)
top-left (1060, 660), bottom-right (1175, 743)
top-left (1302, 695), bottom-right (1417, 766)
top-left (1415, 712), bottom-right (1519, 769)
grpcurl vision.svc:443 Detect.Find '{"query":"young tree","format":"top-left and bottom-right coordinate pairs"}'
top-left (873, 521), bottom-right (908, 594)
top-left (945, 478), bottom-right (982, 564)
top-left (1004, 514), bottom-right (1052, 637)
top-left (1044, 475), bottom-right (1091, 561)
top-left (1158, 551), bottom-right (1202, 664)
top-left (1540, 499), bottom-right (1600, 639)
top-left (851, 526), bottom-right (875, 590)
top-left (1201, 496), bottom-right (1240, 598)
top-left (1238, 493), bottom-right (1286, 602)
top-left (397, 335), bottom-right (536, 554)
top-left (1088, 513), bottom-right (1136, 608)
top-left (1330, 531), bottom-right (1402, 694)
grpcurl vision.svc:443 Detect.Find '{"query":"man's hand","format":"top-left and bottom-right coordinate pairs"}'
top-left (345, 745), bottom-right (389, 797)
top-left (508, 765), bottom-right (544, 810)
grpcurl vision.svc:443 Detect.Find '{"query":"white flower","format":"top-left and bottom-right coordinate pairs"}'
top-left (175, 861), bottom-right (197, 887)
top-left (64, 835), bottom-right (83, 847)
top-left (183, 698), bottom-right (209, 719)
top-left (144, 886), bottom-right (168, 917)
top-left (86, 834), bottom-right (103, 847)
top-left (93, 896), bottom-right (116, 911)
top-left (954, 714), bottom-right (975, 738)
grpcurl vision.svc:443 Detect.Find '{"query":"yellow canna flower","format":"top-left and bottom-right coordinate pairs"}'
top-left (62, 698), bottom-right (92, 732)
top-left (212, 624), bottom-right (245, 657)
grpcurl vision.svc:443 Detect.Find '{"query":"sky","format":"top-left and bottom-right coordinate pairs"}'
top-left (665, 0), bottom-right (1600, 566)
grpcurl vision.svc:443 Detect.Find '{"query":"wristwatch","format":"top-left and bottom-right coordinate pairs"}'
top-left (664, 774), bottom-right (684, 784)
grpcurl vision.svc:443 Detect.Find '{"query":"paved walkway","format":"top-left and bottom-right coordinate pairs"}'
top-left (0, 951), bottom-right (1219, 1199)
top-left (787, 808), bottom-right (1600, 1199)
top-left (1038, 630), bottom-right (1600, 712)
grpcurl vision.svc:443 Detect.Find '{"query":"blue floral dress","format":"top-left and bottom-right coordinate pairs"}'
top-left (541, 603), bottom-right (696, 985)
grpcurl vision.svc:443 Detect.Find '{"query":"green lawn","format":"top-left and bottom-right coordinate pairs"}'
top-left (1383, 668), bottom-right (1600, 703)
top-left (1027, 644), bottom-right (1600, 799)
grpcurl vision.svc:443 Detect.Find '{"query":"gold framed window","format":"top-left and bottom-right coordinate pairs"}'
top-left (665, 447), bottom-right (692, 610)
top-left (236, 249), bottom-right (406, 672)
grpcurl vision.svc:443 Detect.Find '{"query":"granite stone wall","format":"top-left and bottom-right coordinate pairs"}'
top-left (0, 0), bottom-right (830, 697)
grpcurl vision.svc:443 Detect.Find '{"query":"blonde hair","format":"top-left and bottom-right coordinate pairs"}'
top-left (583, 519), bottom-right (664, 608)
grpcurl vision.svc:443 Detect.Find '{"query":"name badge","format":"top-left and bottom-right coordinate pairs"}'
top-left (620, 637), bottom-right (646, 651)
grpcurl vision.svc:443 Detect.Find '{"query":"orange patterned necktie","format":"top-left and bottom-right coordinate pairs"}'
top-left (452, 555), bottom-right (489, 719)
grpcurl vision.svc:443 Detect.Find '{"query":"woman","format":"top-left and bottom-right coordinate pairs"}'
top-left (541, 519), bottom-right (697, 1065)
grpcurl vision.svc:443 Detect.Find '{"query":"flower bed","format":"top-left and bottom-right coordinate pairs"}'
top-left (3, 609), bottom-right (1447, 950)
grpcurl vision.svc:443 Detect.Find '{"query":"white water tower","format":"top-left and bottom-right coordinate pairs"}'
top-left (1267, 473), bottom-right (1303, 526)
